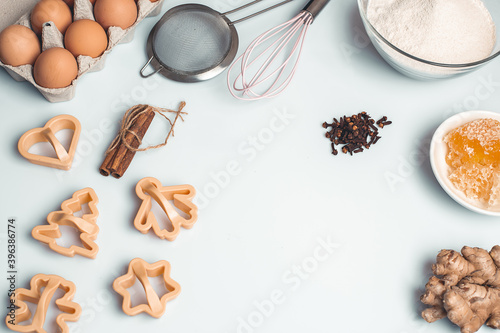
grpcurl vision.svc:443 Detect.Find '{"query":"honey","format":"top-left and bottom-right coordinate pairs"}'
top-left (444, 118), bottom-right (500, 206)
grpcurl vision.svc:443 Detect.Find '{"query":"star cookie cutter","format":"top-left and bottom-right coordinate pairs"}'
top-left (32, 188), bottom-right (100, 259)
top-left (18, 115), bottom-right (81, 170)
top-left (5, 274), bottom-right (81, 333)
top-left (113, 258), bottom-right (181, 318)
top-left (134, 177), bottom-right (198, 241)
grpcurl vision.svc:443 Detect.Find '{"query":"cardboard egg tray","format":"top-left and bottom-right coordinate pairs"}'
top-left (0, 0), bottom-right (164, 103)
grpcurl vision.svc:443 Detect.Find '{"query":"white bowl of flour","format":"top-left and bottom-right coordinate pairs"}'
top-left (358, 0), bottom-right (500, 79)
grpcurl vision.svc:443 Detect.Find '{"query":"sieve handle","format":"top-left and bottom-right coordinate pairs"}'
top-left (140, 56), bottom-right (162, 78)
top-left (223, 0), bottom-right (264, 15)
top-left (227, 0), bottom-right (295, 25)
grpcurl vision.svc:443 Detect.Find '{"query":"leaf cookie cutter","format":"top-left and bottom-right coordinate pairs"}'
top-left (134, 177), bottom-right (198, 241)
top-left (5, 274), bottom-right (81, 333)
top-left (32, 188), bottom-right (100, 259)
top-left (18, 115), bottom-right (81, 170)
top-left (113, 258), bottom-right (181, 318)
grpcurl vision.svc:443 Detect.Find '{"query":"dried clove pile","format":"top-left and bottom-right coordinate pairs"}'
top-left (322, 112), bottom-right (392, 156)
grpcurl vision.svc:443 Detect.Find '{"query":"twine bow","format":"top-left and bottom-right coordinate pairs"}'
top-left (106, 102), bottom-right (187, 155)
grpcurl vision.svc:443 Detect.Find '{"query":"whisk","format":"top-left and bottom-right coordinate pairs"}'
top-left (227, 0), bottom-right (330, 100)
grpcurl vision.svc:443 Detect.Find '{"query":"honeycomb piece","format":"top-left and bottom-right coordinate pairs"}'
top-left (444, 118), bottom-right (500, 206)
top-left (490, 173), bottom-right (500, 206)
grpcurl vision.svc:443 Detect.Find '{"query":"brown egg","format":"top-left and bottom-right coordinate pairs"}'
top-left (0, 25), bottom-right (41, 66)
top-left (31, 0), bottom-right (73, 35)
top-left (65, 19), bottom-right (107, 58)
top-left (94, 0), bottom-right (138, 31)
top-left (34, 47), bottom-right (78, 89)
top-left (63, 0), bottom-right (96, 7)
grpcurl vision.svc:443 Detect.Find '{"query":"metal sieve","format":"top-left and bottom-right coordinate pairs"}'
top-left (140, 0), bottom-right (294, 82)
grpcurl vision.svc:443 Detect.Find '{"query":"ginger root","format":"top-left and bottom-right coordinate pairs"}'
top-left (421, 246), bottom-right (500, 333)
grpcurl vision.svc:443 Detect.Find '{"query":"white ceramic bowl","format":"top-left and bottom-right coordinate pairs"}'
top-left (430, 110), bottom-right (500, 216)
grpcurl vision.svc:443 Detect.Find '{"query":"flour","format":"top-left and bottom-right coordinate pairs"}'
top-left (366, 0), bottom-right (496, 64)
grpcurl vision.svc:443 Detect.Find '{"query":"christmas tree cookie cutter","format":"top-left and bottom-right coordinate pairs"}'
top-left (32, 188), bottom-right (100, 259)
top-left (18, 115), bottom-right (81, 170)
top-left (113, 258), bottom-right (181, 318)
top-left (5, 274), bottom-right (81, 333)
top-left (134, 177), bottom-right (198, 241)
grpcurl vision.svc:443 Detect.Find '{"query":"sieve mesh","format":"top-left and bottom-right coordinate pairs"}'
top-left (153, 9), bottom-right (233, 73)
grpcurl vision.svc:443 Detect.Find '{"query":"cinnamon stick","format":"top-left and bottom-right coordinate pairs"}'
top-left (109, 108), bottom-right (155, 179)
top-left (99, 146), bottom-right (117, 176)
top-left (99, 105), bottom-right (149, 176)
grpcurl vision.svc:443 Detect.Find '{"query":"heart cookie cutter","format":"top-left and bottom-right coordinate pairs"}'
top-left (18, 115), bottom-right (81, 170)
top-left (32, 188), bottom-right (100, 259)
top-left (5, 274), bottom-right (81, 333)
top-left (113, 258), bottom-right (181, 318)
top-left (134, 177), bottom-right (198, 241)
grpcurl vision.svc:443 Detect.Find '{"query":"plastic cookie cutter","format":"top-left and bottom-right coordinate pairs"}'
top-left (18, 115), bottom-right (81, 170)
top-left (113, 258), bottom-right (181, 318)
top-left (134, 177), bottom-right (198, 241)
top-left (32, 188), bottom-right (100, 259)
top-left (5, 274), bottom-right (81, 333)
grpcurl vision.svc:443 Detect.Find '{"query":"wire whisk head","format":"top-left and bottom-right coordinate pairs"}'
top-left (228, 11), bottom-right (313, 100)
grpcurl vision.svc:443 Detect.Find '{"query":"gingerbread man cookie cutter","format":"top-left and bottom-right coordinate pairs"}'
top-left (18, 115), bottom-right (81, 170)
top-left (5, 274), bottom-right (81, 333)
top-left (32, 188), bottom-right (100, 259)
top-left (113, 258), bottom-right (181, 318)
top-left (134, 177), bottom-right (198, 241)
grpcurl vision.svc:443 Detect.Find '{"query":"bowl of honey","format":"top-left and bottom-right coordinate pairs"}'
top-left (430, 110), bottom-right (500, 216)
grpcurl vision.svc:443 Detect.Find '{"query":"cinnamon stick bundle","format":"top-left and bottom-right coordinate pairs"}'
top-left (99, 102), bottom-right (187, 179)
top-left (100, 105), bottom-right (155, 179)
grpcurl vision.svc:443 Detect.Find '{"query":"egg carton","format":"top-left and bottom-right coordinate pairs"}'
top-left (0, 0), bottom-right (164, 103)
